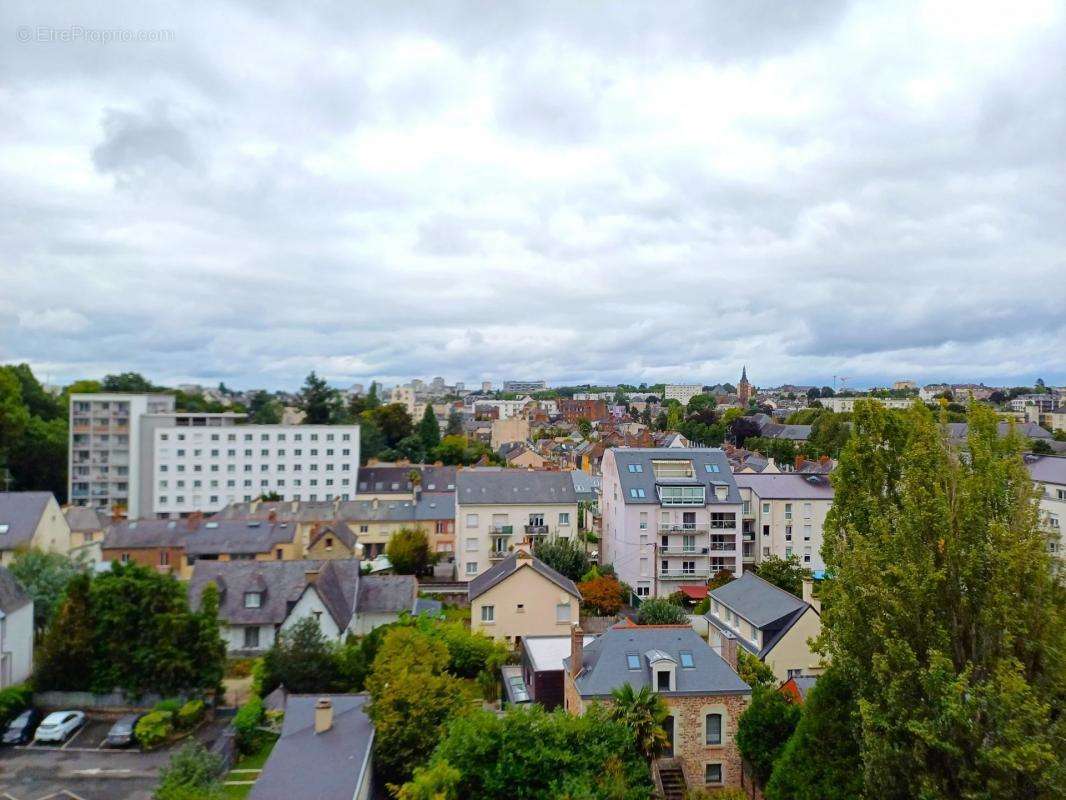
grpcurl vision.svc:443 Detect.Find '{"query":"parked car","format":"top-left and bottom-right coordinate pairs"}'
top-left (105, 713), bottom-right (145, 748)
top-left (33, 711), bottom-right (85, 743)
top-left (2, 708), bottom-right (41, 745)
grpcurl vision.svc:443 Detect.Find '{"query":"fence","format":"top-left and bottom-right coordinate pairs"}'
top-left (579, 615), bottom-right (620, 634)
top-left (34, 690), bottom-right (196, 713)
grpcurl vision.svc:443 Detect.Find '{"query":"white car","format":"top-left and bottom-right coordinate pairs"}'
top-left (33, 711), bottom-right (85, 743)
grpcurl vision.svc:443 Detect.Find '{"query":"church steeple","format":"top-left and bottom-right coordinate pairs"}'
top-left (738, 365), bottom-right (752, 405)
top-left (741, 365), bottom-right (747, 382)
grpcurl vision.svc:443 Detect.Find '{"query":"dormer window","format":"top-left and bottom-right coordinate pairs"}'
top-left (244, 592), bottom-right (262, 609)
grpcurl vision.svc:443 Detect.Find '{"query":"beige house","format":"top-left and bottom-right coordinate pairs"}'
top-left (469, 550), bottom-right (581, 644)
top-left (305, 522), bottom-right (360, 560)
top-left (735, 473), bottom-right (833, 573)
top-left (563, 621), bottom-right (751, 793)
top-left (455, 468), bottom-right (578, 580)
top-left (0, 492), bottom-right (72, 565)
top-left (491, 417), bottom-right (531, 451)
top-left (705, 572), bottom-right (822, 682)
top-left (63, 505), bottom-right (108, 562)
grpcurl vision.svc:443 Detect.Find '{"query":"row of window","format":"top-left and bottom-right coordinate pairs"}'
top-left (464, 512), bottom-right (570, 527)
top-left (160, 477), bottom-right (351, 490)
top-left (160, 462), bottom-right (351, 473)
top-left (161, 447), bottom-right (351, 458)
top-left (160, 431), bottom-right (352, 443)
top-left (158, 492), bottom-right (351, 506)
top-left (480, 603), bottom-right (571, 623)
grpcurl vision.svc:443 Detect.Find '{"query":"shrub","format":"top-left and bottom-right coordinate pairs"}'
top-left (155, 740), bottom-right (223, 800)
top-left (176, 700), bottom-right (205, 730)
top-left (636, 598), bottom-right (688, 625)
top-left (693, 597), bottom-right (710, 615)
top-left (135, 710), bottom-right (174, 749)
top-left (153, 698), bottom-right (183, 715)
top-left (0, 684), bottom-right (32, 727)
top-left (577, 575), bottom-right (624, 616)
top-left (225, 658), bottom-right (254, 679)
top-left (233, 696), bottom-right (265, 754)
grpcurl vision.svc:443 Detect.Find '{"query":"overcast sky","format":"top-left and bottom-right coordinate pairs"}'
top-left (2, 1), bottom-right (1064, 391)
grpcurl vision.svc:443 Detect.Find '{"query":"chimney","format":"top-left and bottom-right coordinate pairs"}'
top-left (268, 509), bottom-right (277, 523)
top-left (720, 630), bottom-right (738, 673)
top-left (802, 577), bottom-right (820, 612)
top-left (314, 697), bottom-right (333, 734)
top-left (305, 568), bottom-right (321, 585)
top-left (186, 511), bottom-right (204, 531)
top-left (569, 624), bottom-right (584, 679)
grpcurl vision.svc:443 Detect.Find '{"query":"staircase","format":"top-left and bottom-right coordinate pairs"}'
top-left (653, 758), bottom-right (687, 800)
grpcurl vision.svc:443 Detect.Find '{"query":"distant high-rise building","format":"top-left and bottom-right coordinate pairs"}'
top-left (738, 367), bottom-right (753, 405)
top-left (663, 384), bottom-right (703, 405)
top-left (481, 381), bottom-right (493, 393)
top-left (503, 380), bottom-right (546, 393)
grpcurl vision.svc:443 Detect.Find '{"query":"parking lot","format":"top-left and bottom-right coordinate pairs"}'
top-left (0, 717), bottom-right (230, 800)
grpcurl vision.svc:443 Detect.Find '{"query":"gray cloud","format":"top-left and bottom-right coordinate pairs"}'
top-left (1, 0), bottom-right (1064, 390)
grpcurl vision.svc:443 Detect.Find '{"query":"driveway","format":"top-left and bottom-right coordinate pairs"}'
top-left (0, 718), bottom-right (231, 800)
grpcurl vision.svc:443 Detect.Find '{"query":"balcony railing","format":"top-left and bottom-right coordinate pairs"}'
top-left (490, 525), bottom-right (514, 535)
top-left (658, 523), bottom-right (710, 532)
top-left (658, 568), bottom-right (711, 579)
top-left (489, 550), bottom-right (508, 561)
top-left (659, 546), bottom-right (710, 555)
top-left (525, 524), bottom-right (549, 535)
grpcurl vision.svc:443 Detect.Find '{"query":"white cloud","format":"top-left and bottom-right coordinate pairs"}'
top-left (18, 308), bottom-right (90, 334)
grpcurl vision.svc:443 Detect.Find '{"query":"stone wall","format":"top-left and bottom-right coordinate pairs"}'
top-left (666, 692), bottom-right (750, 791)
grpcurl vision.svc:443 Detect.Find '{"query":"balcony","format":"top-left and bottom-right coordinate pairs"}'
top-left (489, 550), bottom-right (509, 561)
top-left (525, 524), bottom-right (549, 535)
top-left (658, 567), bottom-right (711, 579)
top-left (490, 525), bottom-right (514, 535)
top-left (658, 523), bottom-right (709, 532)
top-left (742, 543), bottom-right (755, 560)
top-left (709, 541), bottom-right (737, 552)
top-left (659, 546), bottom-right (710, 555)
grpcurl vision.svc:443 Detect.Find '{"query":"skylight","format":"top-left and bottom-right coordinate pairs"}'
top-left (627, 464), bottom-right (643, 473)
top-left (704, 464), bottom-right (720, 473)
top-left (679, 651), bottom-right (695, 668)
top-left (626, 654), bottom-right (641, 670)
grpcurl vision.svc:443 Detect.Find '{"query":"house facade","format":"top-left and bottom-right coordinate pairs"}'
top-left (337, 492), bottom-right (456, 560)
top-left (0, 567), bottom-right (33, 687)
top-left (1025, 454), bottom-right (1065, 559)
top-left (455, 469), bottom-right (578, 580)
top-left (705, 572), bottom-right (823, 682)
top-left (563, 622), bottom-right (751, 793)
top-left (600, 449), bottom-right (743, 599)
top-left (468, 550), bottom-right (581, 644)
top-left (734, 473), bottom-right (833, 573)
top-left (0, 492), bottom-right (72, 565)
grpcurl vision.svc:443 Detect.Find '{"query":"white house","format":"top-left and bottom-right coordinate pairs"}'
top-left (0, 567), bottom-right (33, 687)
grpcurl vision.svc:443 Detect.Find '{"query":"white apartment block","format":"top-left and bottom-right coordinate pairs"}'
top-left (152, 423), bottom-right (360, 517)
top-left (502, 380), bottom-right (547, 393)
top-left (663, 384), bottom-right (704, 405)
top-left (69, 393), bottom-right (359, 518)
top-left (1025, 454), bottom-right (1065, 559)
top-left (454, 469), bottom-right (577, 580)
top-left (69, 393), bottom-right (176, 518)
top-left (821, 396), bottom-right (912, 413)
top-left (734, 473), bottom-right (833, 573)
top-left (600, 448), bottom-right (742, 599)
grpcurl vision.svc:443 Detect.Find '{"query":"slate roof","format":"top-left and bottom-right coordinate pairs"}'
top-left (188, 559), bottom-right (362, 628)
top-left (468, 552), bottom-right (581, 601)
top-left (709, 572), bottom-right (808, 629)
top-left (752, 414), bottom-right (812, 442)
top-left (250, 694), bottom-right (374, 800)
top-left (457, 469), bottom-right (577, 506)
top-left (63, 506), bottom-right (107, 533)
top-left (356, 465), bottom-right (457, 494)
top-left (606, 449), bottom-right (741, 505)
top-left (564, 624), bottom-right (750, 698)
top-left (1025, 454), bottom-right (1066, 486)
top-left (0, 492), bottom-right (53, 549)
top-left (308, 522), bottom-right (358, 551)
top-left (103, 519), bottom-right (188, 549)
top-left (357, 574), bottom-right (417, 614)
top-left (945, 421), bottom-right (1052, 440)
top-left (570, 470), bottom-right (601, 502)
top-left (336, 491), bottom-right (454, 523)
top-left (211, 501), bottom-right (302, 521)
top-left (734, 473), bottom-right (834, 499)
top-left (0, 566), bottom-right (31, 614)
top-left (184, 520), bottom-right (298, 556)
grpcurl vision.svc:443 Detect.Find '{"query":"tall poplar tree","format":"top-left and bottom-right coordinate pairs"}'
top-left (819, 400), bottom-right (1065, 800)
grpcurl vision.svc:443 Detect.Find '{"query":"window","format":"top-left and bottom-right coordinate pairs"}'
top-left (556, 603), bottom-right (571, 623)
top-left (704, 463), bottom-right (720, 473)
top-left (656, 670), bottom-right (671, 691)
top-left (466, 513), bottom-right (479, 527)
top-left (481, 605), bottom-right (495, 623)
top-left (711, 513), bottom-right (736, 528)
top-left (243, 627), bottom-right (260, 649)
top-left (466, 562), bottom-right (478, 576)
top-left (465, 537), bottom-right (479, 552)
top-left (639, 512), bottom-right (648, 530)
top-left (516, 603), bottom-right (525, 613)
top-left (762, 502), bottom-right (770, 514)
top-left (244, 592), bottom-right (262, 609)
top-left (704, 764), bottom-right (722, 786)
top-left (679, 651), bottom-right (695, 668)
top-left (636, 583), bottom-right (651, 597)
top-left (626, 654), bottom-right (641, 670)
top-left (629, 488), bottom-right (646, 498)
top-left (159, 551), bottom-right (169, 566)
top-left (705, 713), bottom-right (722, 745)
top-left (559, 512), bottom-right (570, 525)
top-left (627, 463), bottom-right (643, 473)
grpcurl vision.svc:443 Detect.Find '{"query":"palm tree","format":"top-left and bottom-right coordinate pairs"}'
top-left (609, 684), bottom-right (670, 761)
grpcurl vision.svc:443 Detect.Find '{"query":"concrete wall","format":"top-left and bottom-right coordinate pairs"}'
top-left (470, 564), bottom-right (579, 643)
top-left (2, 602), bottom-right (33, 686)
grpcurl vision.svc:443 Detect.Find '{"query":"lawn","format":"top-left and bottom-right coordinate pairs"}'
top-left (221, 734), bottom-right (278, 799)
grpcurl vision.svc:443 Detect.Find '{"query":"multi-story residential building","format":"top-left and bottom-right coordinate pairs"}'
top-left (600, 449), bottom-right (743, 599)
top-left (454, 469), bottom-right (577, 580)
top-left (69, 392), bottom-right (175, 517)
top-left (663, 384), bottom-right (704, 405)
top-left (503, 380), bottom-right (547, 394)
top-left (70, 394), bottom-right (360, 518)
top-left (1025, 454), bottom-right (1065, 558)
top-left (734, 473), bottom-right (833, 572)
top-left (337, 492), bottom-right (456, 560)
top-left (563, 621), bottom-right (751, 793)
top-left (821, 396), bottom-right (912, 413)
top-left (152, 423), bottom-right (360, 517)
top-left (1011, 393), bottom-right (1056, 412)
top-left (558, 398), bottom-right (608, 423)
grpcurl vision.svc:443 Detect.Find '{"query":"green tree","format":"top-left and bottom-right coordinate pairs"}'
top-left (736, 650), bottom-right (776, 692)
top-left (765, 668), bottom-right (863, 800)
top-left (247, 390), bottom-right (282, 424)
top-left (34, 572), bottom-right (94, 691)
top-left (386, 527), bottom-right (433, 575)
top-left (635, 598), bottom-right (688, 625)
top-left (102, 372), bottom-right (157, 392)
top-left (7, 415), bottom-right (68, 498)
top-left (2, 363), bottom-right (61, 420)
top-left (298, 371), bottom-right (342, 424)
top-left (819, 400), bottom-right (1066, 800)
top-left (367, 403), bottom-right (414, 448)
top-left (736, 688), bottom-right (801, 787)
top-left (707, 569), bottom-right (734, 591)
top-left (532, 537), bottom-right (590, 581)
top-left (257, 616), bottom-right (341, 695)
top-left (0, 369), bottom-right (30, 473)
top-left (8, 549), bottom-right (87, 630)
top-left (395, 434), bottom-right (427, 463)
top-left (609, 684), bottom-right (670, 761)
top-left (578, 418), bottom-right (593, 438)
top-left (155, 740), bottom-right (224, 800)
top-left (366, 627), bottom-right (467, 788)
top-left (1030, 438), bottom-right (1053, 454)
top-left (445, 408), bottom-right (463, 436)
top-left (419, 405), bottom-right (441, 452)
top-left (808, 410), bottom-right (849, 458)
top-left (365, 381), bottom-right (381, 409)
top-left (753, 555), bottom-right (806, 597)
top-left (359, 414), bottom-right (387, 463)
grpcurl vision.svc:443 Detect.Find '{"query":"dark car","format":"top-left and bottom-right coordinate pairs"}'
top-left (2, 708), bottom-right (41, 745)
top-left (105, 713), bottom-right (145, 748)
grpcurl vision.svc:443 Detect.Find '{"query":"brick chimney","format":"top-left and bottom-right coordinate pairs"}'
top-left (268, 509), bottom-right (277, 523)
top-left (305, 568), bottom-right (321, 585)
top-left (802, 577), bottom-right (820, 613)
top-left (569, 624), bottom-right (585, 679)
top-left (314, 697), bottom-right (333, 734)
top-left (186, 511), bottom-right (204, 531)
top-left (720, 630), bottom-right (739, 673)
